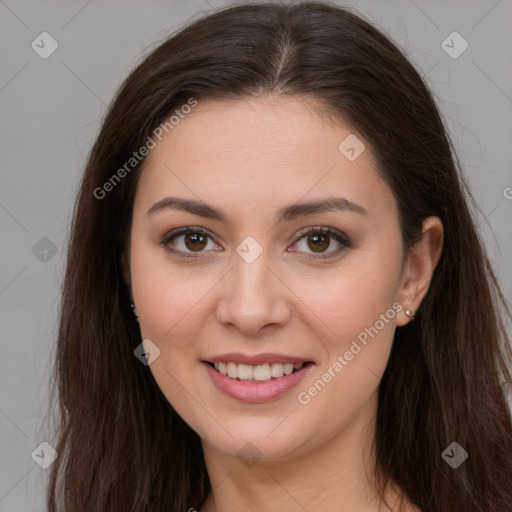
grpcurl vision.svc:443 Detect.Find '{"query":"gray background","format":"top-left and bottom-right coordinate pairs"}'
top-left (1, 0), bottom-right (511, 510)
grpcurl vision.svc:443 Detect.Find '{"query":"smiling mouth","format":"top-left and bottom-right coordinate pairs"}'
top-left (206, 361), bottom-right (312, 382)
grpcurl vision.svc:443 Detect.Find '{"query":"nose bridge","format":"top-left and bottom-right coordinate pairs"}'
top-left (231, 243), bottom-right (275, 306)
top-left (216, 239), bottom-right (290, 332)
top-left (232, 234), bottom-right (272, 291)
top-left (236, 251), bottom-right (269, 292)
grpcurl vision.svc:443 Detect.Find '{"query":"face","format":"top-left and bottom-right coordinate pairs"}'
top-left (125, 95), bottom-right (411, 461)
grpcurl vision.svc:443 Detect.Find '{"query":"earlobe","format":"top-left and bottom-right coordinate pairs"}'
top-left (397, 216), bottom-right (444, 326)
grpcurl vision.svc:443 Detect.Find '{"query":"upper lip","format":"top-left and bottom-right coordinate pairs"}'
top-left (205, 353), bottom-right (313, 365)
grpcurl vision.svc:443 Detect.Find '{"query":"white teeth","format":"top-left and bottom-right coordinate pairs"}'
top-left (237, 364), bottom-right (253, 380)
top-left (253, 364), bottom-right (271, 381)
top-left (270, 363), bottom-right (284, 377)
top-left (227, 362), bottom-right (238, 378)
top-left (211, 361), bottom-right (305, 381)
top-left (283, 363), bottom-right (294, 375)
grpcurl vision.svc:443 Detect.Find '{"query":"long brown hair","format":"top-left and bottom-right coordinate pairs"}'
top-left (46, 2), bottom-right (512, 510)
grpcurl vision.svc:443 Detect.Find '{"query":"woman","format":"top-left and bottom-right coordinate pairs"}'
top-left (47, 2), bottom-right (512, 511)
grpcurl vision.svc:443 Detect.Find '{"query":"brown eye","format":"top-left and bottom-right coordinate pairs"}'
top-left (184, 232), bottom-right (208, 251)
top-left (291, 227), bottom-right (351, 260)
top-left (307, 233), bottom-right (330, 252)
top-left (162, 228), bottom-right (218, 258)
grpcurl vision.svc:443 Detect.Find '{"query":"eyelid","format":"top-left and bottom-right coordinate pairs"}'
top-left (295, 225), bottom-right (350, 244)
top-left (162, 225), bottom-right (218, 242)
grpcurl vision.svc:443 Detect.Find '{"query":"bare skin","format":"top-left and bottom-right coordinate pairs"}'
top-left (123, 95), bottom-right (442, 512)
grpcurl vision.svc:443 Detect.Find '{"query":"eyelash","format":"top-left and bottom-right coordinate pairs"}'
top-left (160, 226), bottom-right (352, 261)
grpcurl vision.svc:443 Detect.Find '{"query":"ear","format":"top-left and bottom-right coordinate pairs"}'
top-left (121, 250), bottom-right (133, 302)
top-left (396, 216), bottom-right (444, 326)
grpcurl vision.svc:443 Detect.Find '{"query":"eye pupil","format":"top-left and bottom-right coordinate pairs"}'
top-left (308, 234), bottom-right (329, 252)
top-left (185, 232), bottom-right (207, 251)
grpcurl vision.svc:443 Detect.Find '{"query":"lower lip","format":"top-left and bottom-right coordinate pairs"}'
top-left (203, 362), bottom-right (313, 403)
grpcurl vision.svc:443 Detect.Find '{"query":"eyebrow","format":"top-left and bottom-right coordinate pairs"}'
top-left (147, 196), bottom-right (369, 223)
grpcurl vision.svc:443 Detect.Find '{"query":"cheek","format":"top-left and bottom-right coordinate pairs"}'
top-left (129, 247), bottom-right (215, 425)
top-left (294, 276), bottom-right (398, 440)
top-left (306, 248), bottom-right (401, 343)
top-left (129, 236), bottom-right (215, 345)
top-left (300, 246), bottom-right (401, 395)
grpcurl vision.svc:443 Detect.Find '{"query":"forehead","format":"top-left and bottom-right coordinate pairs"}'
top-left (134, 95), bottom-right (394, 220)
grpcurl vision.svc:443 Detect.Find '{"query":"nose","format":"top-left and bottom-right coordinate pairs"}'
top-left (216, 250), bottom-right (292, 336)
